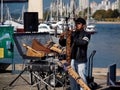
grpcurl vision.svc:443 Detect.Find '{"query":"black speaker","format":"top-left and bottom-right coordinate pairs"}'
top-left (24, 12), bottom-right (38, 32)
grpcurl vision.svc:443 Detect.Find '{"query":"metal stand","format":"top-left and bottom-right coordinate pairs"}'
top-left (9, 66), bottom-right (31, 86)
top-left (8, 61), bottom-right (42, 90)
top-left (7, 32), bottom-right (67, 90)
top-left (87, 50), bottom-right (98, 89)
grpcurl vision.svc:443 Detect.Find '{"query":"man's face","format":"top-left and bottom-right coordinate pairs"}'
top-left (75, 22), bottom-right (84, 31)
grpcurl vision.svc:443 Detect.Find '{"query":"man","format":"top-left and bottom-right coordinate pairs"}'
top-left (59, 17), bottom-right (91, 90)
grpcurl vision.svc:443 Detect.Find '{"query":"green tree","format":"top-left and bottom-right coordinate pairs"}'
top-left (92, 10), bottom-right (106, 21)
top-left (105, 9), bottom-right (113, 18)
top-left (112, 9), bottom-right (120, 18)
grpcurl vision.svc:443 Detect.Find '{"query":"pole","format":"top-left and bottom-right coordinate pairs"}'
top-left (87, 0), bottom-right (90, 25)
top-left (1, 0), bottom-right (3, 23)
top-left (57, 0), bottom-right (59, 21)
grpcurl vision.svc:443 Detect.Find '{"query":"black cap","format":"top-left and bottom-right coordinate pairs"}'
top-left (75, 17), bottom-right (86, 25)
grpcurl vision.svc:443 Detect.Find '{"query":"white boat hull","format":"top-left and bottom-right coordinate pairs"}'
top-left (85, 24), bottom-right (96, 34)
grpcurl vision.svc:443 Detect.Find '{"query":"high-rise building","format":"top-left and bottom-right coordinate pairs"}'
top-left (79, 0), bottom-right (88, 11)
top-left (101, 0), bottom-right (111, 10)
top-left (90, 1), bottom-right (98, 14)
top-left (28, 0), bottom-right (43, 21)
top-left (118, 0), bottom-right (120, 12)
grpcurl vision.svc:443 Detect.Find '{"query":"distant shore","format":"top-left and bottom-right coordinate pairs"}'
top-left (96, 21), bottom-right (120, 24)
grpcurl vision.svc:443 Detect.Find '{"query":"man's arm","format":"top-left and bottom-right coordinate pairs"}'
top-left (74, 34), bottom-right (91, 46)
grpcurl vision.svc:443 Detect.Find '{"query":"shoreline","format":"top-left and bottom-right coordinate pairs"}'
top-left (96, 21), bottom-right (120, 24)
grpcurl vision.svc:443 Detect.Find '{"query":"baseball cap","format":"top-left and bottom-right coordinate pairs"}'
top-left (75, 17), bottom-right (86, 25)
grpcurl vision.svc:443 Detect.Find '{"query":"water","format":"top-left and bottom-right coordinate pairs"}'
top-left (0, 23), bottom-right (120, 69)
top-left (88, 23), bottom-right (120, 68)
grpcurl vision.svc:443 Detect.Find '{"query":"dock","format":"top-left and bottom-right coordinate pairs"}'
top-left (1, 65), bottom-right (120, 90)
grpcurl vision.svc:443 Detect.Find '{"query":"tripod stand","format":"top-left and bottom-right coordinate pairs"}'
top-left (9, 63), bottom-right (33, 86)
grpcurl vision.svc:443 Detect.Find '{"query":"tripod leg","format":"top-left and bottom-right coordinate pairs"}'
top-left (9, 68), bottom-right (26, 86)
top-left (34, 75), bottom-right (40, 90)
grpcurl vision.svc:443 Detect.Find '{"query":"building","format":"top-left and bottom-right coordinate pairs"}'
top-left (111, 0), bottom-right (118, 10)
top-left (117, 0), bottom-right (120, 12)
top-left (100, 0), bottom-right (111, 10)
top-left (90, 1), bottom-right (98, 14)
top-left (90, 0), bottom-right (119, 15)
top-left (79, 0), bottom-right (88, 11)
top-left (28, 0), bottom-right (43, 21)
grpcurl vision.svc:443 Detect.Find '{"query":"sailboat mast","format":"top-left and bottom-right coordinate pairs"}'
top-left (56, 0), bottom-right (59, 21)
top-left (50, 0), bottom-right (53, 21)
top-left (87, 0), bottom-right (90, 24)
top-left (1, 0), bottom-right (3, 23)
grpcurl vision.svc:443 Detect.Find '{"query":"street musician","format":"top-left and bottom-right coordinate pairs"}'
top-left (59, 17), bottom-right (91, 90)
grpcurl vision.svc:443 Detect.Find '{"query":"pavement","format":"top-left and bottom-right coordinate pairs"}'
top-left (0, 73), bottom-right (104, 90)
top-left (0, 64), bottom-right (120, 90)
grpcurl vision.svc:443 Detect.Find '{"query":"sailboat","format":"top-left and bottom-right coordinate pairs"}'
top-left (86, 18), bottom-right (96, 33)
top-left (85, 0), bottom-right (96, 33)
top-left (3, 4), bottom-right (24, 32)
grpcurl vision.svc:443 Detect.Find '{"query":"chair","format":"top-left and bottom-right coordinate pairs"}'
top-left (107, 63), bottom-right (120, 89)
top-left (8, 32), bottom-right (59, 90)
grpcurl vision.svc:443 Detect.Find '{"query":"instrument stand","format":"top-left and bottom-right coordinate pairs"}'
top-left (6, 61), bottom-right (42, 90)
top-left (87, 50), bottom-right (98, 89)
top-left (6, 32), bottom-right (58, 90)
top-left (9, 66), bottom-right (31, 86)
top-left (6, 62), bottom-right (60, 90)
top-left (61, 71), bottom-right (70, 90)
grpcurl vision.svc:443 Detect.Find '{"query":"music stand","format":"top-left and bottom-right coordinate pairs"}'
top-left (8, 32), bottom-right (57, 90)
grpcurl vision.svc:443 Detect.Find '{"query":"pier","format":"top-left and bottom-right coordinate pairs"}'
top-left (0, 64), bottom-right (120, 90)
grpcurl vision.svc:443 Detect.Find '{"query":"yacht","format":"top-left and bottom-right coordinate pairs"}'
top-left (86, 24), bottom-right (96, 33)
top-left (85, 0), bottom-right (96, 34)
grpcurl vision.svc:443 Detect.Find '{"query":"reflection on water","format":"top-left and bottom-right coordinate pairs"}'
top-left (88, 24), bottom-right (120, 68)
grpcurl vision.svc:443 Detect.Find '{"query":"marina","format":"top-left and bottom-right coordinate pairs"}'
top-left (0, 0), bottom-right (120, 90)
top-left (0, 23), bottom-right (120, 90)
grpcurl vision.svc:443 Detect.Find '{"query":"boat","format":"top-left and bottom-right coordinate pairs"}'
top-left (2, 4), bottom-right (25, 32)
top-left (3, 20), bottom-right (24, 32)
top-left (38, 23), bottom-right (63, 35)
top-left (85, 0), bottom-right (96, 34)
top-left (86, 23), bottom-right (96, 33)
top-left (38, 23), bottom-right (56, 34)
top-left (85, 17), bottom-right (96, 33)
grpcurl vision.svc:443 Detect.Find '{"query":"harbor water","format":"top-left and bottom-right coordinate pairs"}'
top-left (88, 23), bottom-right (120, 68)
top-left (0, 23), bottom-right (120, 69)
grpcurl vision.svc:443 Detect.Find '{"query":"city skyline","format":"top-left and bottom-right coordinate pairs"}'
top-left (2, 0), bottom-right (116, 12)
top-left (43, 0), bottom-right (115, 8)
top-left (1, 0), bottom-right (118, 18)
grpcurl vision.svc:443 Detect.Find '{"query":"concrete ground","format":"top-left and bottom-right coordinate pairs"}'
top-left (0, 64), bottom-right (120, 90)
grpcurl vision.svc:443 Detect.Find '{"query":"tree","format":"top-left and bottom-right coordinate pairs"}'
top-left (112, 9), bottom-right (120, 18)
top-left (106, 9), bottom-right (113, 18)
top-left (92, 10), bottom-right (106, 21)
